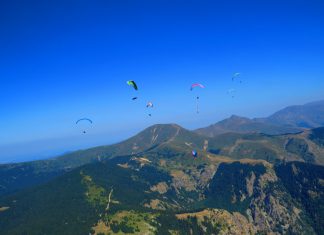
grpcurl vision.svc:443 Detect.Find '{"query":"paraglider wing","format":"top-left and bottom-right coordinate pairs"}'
top-left (76, 118), bottom-right (93, 125)
top-left (146, 102), bottom-right (153, 108)
top-left (127, 80), bottom-right (138, 90)
top-left (232, 73), bottom-right (241, 81)
top-left (132, 97), bottom-right (138, 100)
top-left (191, 150), bottom-right (198, 158)
top-left (190, 83), bottom-right (205, 91)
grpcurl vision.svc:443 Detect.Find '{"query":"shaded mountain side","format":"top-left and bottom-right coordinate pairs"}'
top-left (265, 100), bottom-right (324, 128)
top-left (275, 162), bottom-right (324, 234)
top-left (205, 161), bottom-right (320, 234)
top-left (0, 156), bottom-right (322, 235)
top-left (0, 163), bottom-right (65, 197)
top-left (310, 127), bottom-right (324, 146)
top-left (195, 115), bottom-right (301, 137)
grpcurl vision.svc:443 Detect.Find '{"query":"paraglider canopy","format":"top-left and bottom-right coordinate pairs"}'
top-left (132, 97), bottom-right (138, 100)
top-left (232, 72), bottom-right (240, 79)
top-left (190, 83), bottom-right (204, 114)
top-left (127, 80), bottom-right (138, 90)
top-left (146, 102), bottom-right (153, 108)
top-left (192, 150), bottom-right (198, 158)
top-left (190, 83), bottom-right (205, 91)
top-left (232, 73), bottom-right (242, 83)
top-left (76, 118), bottom-right (93, 124)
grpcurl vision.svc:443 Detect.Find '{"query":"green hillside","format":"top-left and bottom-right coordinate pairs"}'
top-left (1, 153), bottom-right (323, 234)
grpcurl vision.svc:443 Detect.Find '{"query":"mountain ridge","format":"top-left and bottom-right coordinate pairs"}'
top-left (195, 115), bottom-right (301, 137)
top-left (196, 100), bottom-right (324, 137)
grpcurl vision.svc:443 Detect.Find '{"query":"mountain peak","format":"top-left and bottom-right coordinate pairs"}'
top-left (148, 123), bottom-right (183, 129)
top-left (228, 115), bottom-right (250, 121)
top-left (218, 115), bottom-right (251, 126)
top-left (229, 114), bottom-right (246, 119)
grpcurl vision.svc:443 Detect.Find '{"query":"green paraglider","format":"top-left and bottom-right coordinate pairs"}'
top-left (127, 80), bottom-right (138, 90)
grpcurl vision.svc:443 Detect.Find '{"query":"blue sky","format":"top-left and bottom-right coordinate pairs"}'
top-left (0, 0), bottom-right (324, 162)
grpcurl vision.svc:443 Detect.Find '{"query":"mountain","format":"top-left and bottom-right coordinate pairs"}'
top-left (265, 100), bottom-right (324, 128)
top-left (195, 100), bottom-right (324, 137)
top-left (0, 155), bottom-right (323, 235)
top-left (0, 124), bottom-right (204, 196)
top-left (195, 115), bottom-right (301, 137)
top-left (0, 120), bottom-right (324, 234)
top-left (2, 123), bottom-right (324, 197)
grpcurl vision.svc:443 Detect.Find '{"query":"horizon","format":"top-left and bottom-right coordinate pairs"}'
top-left (0, 98), bottom-right (322, 164)
top-left (1, 1), bottom-right (324, 163)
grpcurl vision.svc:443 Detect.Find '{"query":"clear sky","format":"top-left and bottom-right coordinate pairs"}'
top-left (1, 0), bottom-right (324, 163)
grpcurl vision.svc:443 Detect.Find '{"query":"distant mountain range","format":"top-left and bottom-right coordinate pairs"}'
top-left (264, 100), bottom-right (324, 128)
top-left (195, 115), bottom-right (301, 137)
top-left (0, 100), bottom-right (324, 235)
top-left (195, 100), bottom-right (324, 137)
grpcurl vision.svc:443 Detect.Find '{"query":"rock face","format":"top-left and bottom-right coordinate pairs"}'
top-left (206, 162), bottom-right (317, 234)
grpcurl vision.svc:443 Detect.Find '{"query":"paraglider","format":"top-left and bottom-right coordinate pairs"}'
top-left (76, 118), bottom-right (93, 134)
top-left (232, 73), bottom-right (242, 83)
top-left (192, 150), bottom-right (198, 158)
top-left (146, 102), bottom-right (154, 117)
top-left (227, 89), bottom-right (236, 98)
top-left (127, 80), bottom-right (138, 90)
top-left (190, 83), bottom-right (205, 91)
top-left (146, 102), bottom-right (153, 108)
top-left (76, 118), bottom-right (93, 124)
top-left (190, 83), bottom-right (205, 114)
top-left (127, 81), bottom-right (138, 101)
